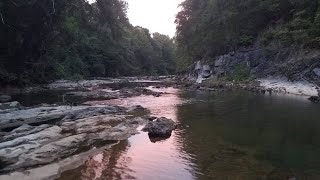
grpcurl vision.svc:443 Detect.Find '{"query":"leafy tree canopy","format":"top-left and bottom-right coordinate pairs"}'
top-left (0, 0), bottom-right (176, 86)
top-left (175, 0), bottom-right (320, 70)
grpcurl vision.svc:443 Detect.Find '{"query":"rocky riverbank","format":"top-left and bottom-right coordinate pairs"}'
top-left (0, 106), bottom-right (142, 177)
top-left (177, 75), bottom-right (320, 103)
top-left (0, 78), bottom-right (178, 180)
top-left (0, 104), bottom-right (177, 179)
top-left (0, 75), bottom-right (319, 179)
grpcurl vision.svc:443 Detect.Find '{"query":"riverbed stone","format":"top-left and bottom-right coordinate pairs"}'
top-left (0, 126), bottom-right (62, 163)
top-left (0, 101), bottom-right (20, 110)
top-left (0, 113), bottom-right (144, 173)
top-left (0, 142), bottom-right (118, 180)
top-left (0, 124), bottom-right (51, 143)
top-left (64, 90), bottom-right (119, 100)
top-left (0, 95), bottom-right (12, 103)
top-left (62, 106), bottom-right (125, 122)
top-left (142, 117), bottom-right (176, 137)
top-left (313, 68), bottom-right (320, 77)
top-left (127, 105), bottom-right (151, 117)
top-left (0, 78), bottom-right (177, 178)
top-left (0, 106), bottom-right (89, 130)
top-left (61, 114), bottom-right (124, 134)
top-left (24, 134), bottom-right (87, 164)
top-left (308, 96), bottom-right (320, 103)
top-left (47, 80), bottom-right (116, 91)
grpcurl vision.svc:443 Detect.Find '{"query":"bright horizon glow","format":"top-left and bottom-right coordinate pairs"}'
top-left (126, 0), bottom-right (183, 38)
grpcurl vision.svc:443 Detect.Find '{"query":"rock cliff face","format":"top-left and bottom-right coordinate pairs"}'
top-left (193, 61), bottom-right (213, 83)
top-left (193, 48), bottom-right (320, 86)
top-left (214, 49), bottom-right (268, 77)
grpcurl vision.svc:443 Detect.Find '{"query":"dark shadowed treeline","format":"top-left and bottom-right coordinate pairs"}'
top-left (0, 0), bottom-right (176, 86)
top-left (175, 0), bottom-right (320, 70)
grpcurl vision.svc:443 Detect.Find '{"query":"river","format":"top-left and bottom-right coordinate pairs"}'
top-left (54, 87), bottom-right (320, 180)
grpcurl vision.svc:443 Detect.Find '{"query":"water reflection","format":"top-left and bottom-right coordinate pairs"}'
top-left (59, 87), bottom-right (197, 180)
top-left (178, 90), bottom-right (320, 179)
top-left (59, 89), bottom-right (320, 180)
top-left (59, 140), bottom-right (133, 180)
top-left (148, 133), bottom-right (172, 143)
top-left (86, 87), bottom-right (182, 120)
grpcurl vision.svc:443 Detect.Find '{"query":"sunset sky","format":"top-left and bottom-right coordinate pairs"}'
top-left (126, 0), bottom-right (183, 37)
top-left (86, 0), bottom-right (183, 37)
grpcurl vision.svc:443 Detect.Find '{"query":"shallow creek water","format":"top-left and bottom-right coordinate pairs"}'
top-left (53, 87), bottom-right (320, 180)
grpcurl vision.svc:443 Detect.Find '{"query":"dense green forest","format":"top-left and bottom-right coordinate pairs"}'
top-left (175, 0), bottom-right (320, 70)
top-left (0, 0), bottom-right (176, 85)
top-left (2, 0), bottom-right (319, 85)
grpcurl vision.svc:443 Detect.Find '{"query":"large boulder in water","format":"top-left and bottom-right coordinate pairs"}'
top-left (142, 117), bottom-right (176, 137)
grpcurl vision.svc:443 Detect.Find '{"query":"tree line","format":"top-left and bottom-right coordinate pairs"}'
top-left (0, 0), bottom-right (176, 86)
top-left (175, 0), bottom-right (320, 70)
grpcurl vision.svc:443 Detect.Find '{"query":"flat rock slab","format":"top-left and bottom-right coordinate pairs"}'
top-left (0, 142), bottom-right (117, 180)
top-left (0, 106), bottom-right (89, 130)
top-left (0, 124), bottom-right (51, 143)
top-left (0, 101), bottom-right (20, 110)
top-left (0, 105), bottom-right (149, 175)
top-left (46, 78), bottom-right (142, 91)
top-left (0, 126), bottom-right (63, 163)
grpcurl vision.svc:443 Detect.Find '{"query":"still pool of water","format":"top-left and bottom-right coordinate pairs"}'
top-left (59, 89), bottom-right (320, 180)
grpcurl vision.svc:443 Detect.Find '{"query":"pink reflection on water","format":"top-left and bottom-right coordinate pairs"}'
top-left (78, 87), bottom-right (197, 180)
top-left (78, 153), bottom-right (105, 180)
top-left (86, 87), bottom-right (182, 120)
top-left (121, 131), bottom-right (195, 180)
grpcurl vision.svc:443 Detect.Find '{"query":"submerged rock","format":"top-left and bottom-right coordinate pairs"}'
top-left (308, 96), bottom-right (320, 103)
top-left (142, 117), bottom-right (176, 137)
